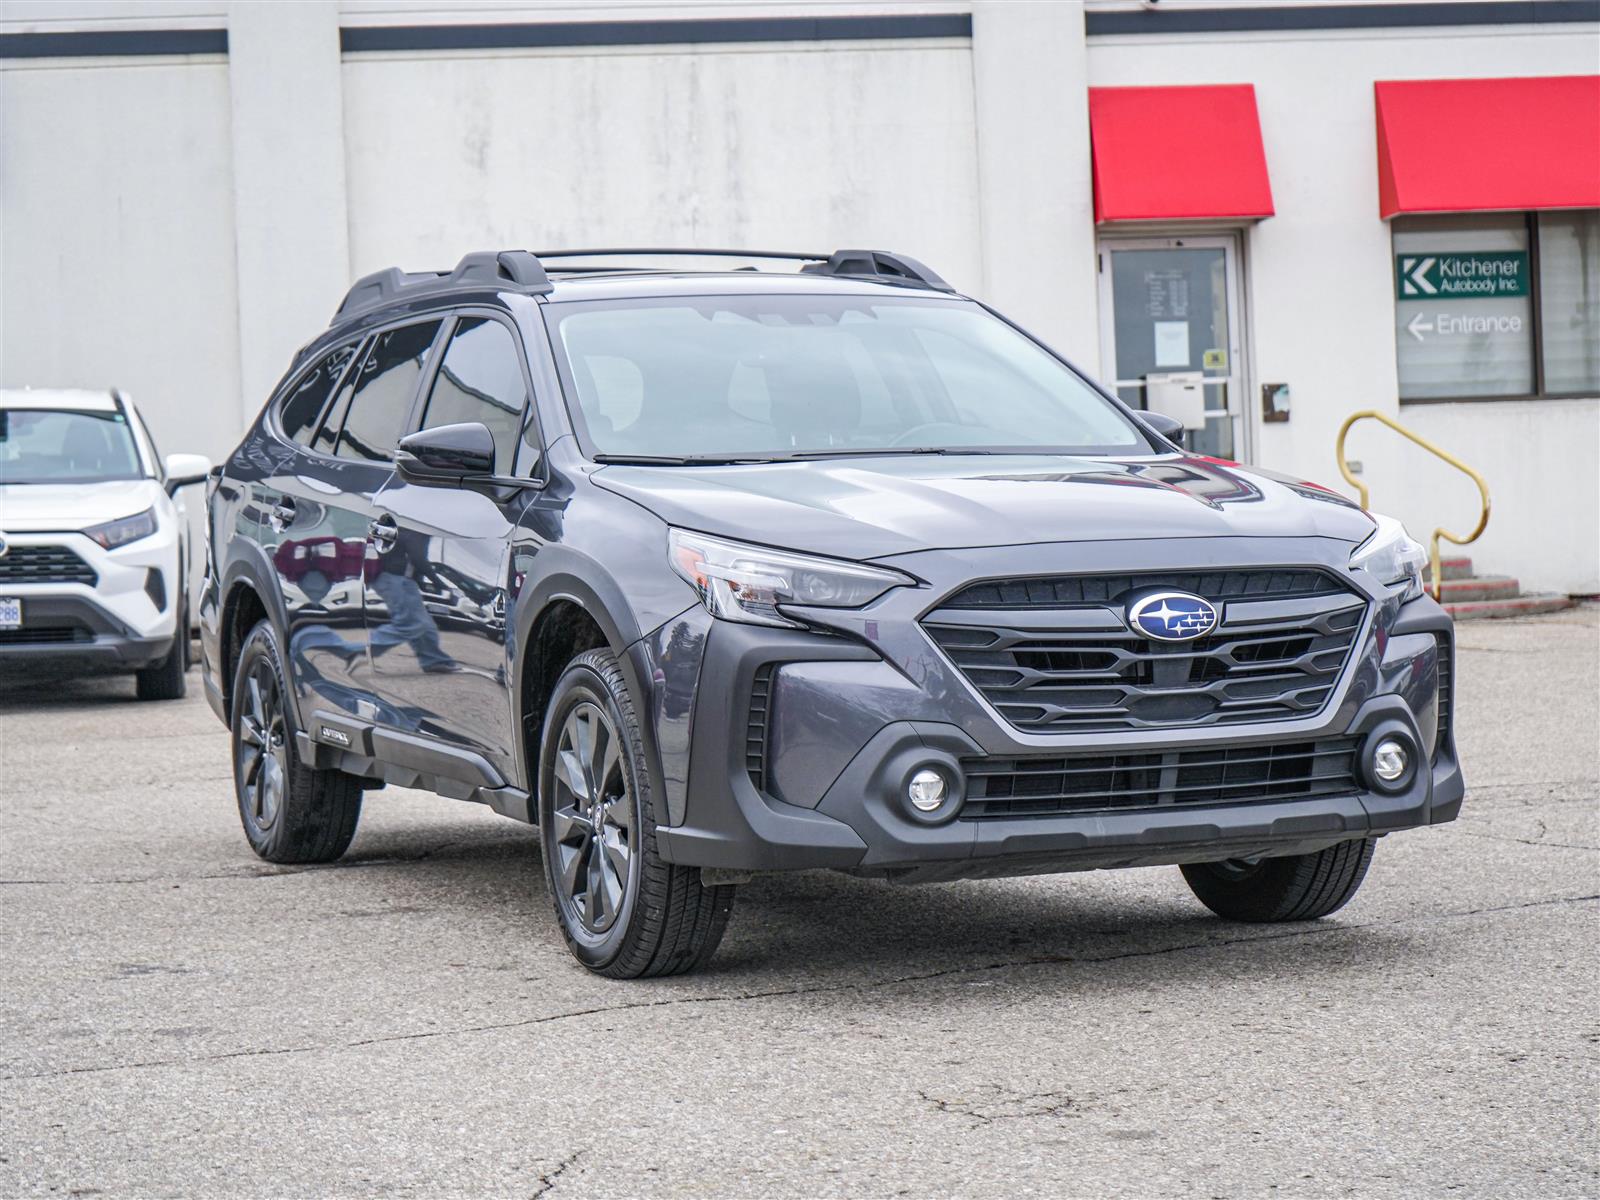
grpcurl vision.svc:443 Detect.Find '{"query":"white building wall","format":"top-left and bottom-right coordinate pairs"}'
top-left (1087, 21), bottom-right (1600, 594)
top-left (340, 37), bottom-right (982, 290)
top-left (0, 55), bottom-right (242, 464)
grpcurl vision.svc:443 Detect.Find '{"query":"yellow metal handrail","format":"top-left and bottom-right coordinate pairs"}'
top-left (1335, 410), bottom-right (1491, 602)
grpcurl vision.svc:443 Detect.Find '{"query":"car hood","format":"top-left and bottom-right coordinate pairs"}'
top-left (593, 454), bottom-right (1375, 561)
top-left (0, 479), bottom-right (161, 532)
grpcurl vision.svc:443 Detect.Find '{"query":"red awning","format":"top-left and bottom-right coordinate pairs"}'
top-left (1088, 84), bottom-right (1275, 223)
top-left (1375, 75), bottom-right (1600, 218)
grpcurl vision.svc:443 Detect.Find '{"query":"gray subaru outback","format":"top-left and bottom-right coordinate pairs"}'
top-left (202, 248), bottom-right (1459, 978)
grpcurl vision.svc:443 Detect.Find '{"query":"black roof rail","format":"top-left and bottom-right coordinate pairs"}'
top-left (801, 249), bottom-right (953, 292)
top-left (535, 248), bottom-right (830, 263)
top-left (331, 246), bottom-right (951, 323)
top-left (536, 247), bottom-right (953, 291)
top-left (331, 250), bottom-right (554, 324)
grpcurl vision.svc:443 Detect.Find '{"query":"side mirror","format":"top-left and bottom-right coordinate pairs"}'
top-left (396, 422), bottom-right (496, 487)
top-left (164, 452), bottom-right (212, 494)
top-left (1141, 411), bottom-right (1187, 448)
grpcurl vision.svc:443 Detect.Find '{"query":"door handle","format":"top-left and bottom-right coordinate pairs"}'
top-left (268, 498), bottom-right (296, 532)
top-left (369, 514), bottom-right (399, 553)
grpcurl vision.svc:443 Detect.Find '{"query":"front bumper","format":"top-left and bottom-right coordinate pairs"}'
top-left (0, 594), bottom-right (175, 669)
top-left (0, 531), bottom-right (180, 672)
top-left (641, 538), bottom-right (1461, 883)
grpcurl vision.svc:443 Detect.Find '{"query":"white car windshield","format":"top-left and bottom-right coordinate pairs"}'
top-left (0, 408), bottom-right (144, 484)
top-left (545, 294), bottom-right (1153, 461)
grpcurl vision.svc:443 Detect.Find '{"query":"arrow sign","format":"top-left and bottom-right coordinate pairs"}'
top-left (1407, 312), bottom-right (1434, 342)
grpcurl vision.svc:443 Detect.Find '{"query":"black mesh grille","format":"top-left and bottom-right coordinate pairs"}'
top-left (746, 665), bottom-right (774, 791)
top-left (942, 569), bottom-right (1344, 610)
top-left (962, 738), bottom-right (1362, 819)
top-left (0, 625), bottom-right (94, 646)
top-left (924, 570), bottom-right (1367, 732)
top-left (0, 545), bottom-right (98, 587)
top-left (1434, 633), bottom-right (1453, 763)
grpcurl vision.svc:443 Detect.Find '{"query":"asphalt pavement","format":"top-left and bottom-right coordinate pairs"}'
top-left (1, 607), bottom-right (1596, 1199)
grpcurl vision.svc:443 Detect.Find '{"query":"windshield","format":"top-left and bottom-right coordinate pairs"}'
top-left (0, 408), bottom-right (145, 484)
top-left (545, 295), bottom-right (1153, 461)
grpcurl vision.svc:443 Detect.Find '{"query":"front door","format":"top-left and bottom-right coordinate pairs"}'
top-left (365, 313), bottom-right (538, 783)
top-left (1097, 235), bottom-right (1248, 461)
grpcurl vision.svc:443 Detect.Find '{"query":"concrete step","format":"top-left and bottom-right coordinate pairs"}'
top-left (1436, 575), bottom-right (1521, 602)
top-left (1444, 593), bottom-right (1574, 620)
top-left (1425, 556), bottom-right (1476, 583)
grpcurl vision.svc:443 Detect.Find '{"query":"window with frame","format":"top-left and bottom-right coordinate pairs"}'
top-left (332, 321), bottom-right (442, 463)
top-left (280, 341), bottom-right (362, 446)
top-left (417, 317), bottom-right (530, 475)
top-left (1394, 210), bottom-right (1600, 401)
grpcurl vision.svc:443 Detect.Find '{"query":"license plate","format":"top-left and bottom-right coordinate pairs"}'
top-left (0, 597), bottom-right (20, 630)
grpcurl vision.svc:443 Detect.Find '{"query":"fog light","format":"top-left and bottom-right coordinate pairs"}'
top-left (907, 768), bottom-right (947, 812)
top-left (1373, 737), bottom-right (1409, 784)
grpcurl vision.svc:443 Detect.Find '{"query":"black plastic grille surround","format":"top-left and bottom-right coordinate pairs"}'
top-left (1433, 632), bottom-right (1453, 763)
top-left (962, 738), bottom-right (1362, 819)
top-left (746, 664), bottom-right (774, 791)
top-left (924, 569), bottom-right (1368, 733)
top-left (0, 545), bottom-right (98, 587)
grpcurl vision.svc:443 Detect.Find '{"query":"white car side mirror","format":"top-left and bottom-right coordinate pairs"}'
top-left (165, 452), bottom-right (212, 494)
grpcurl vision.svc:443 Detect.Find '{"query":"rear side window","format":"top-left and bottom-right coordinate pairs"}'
top-left (280, 342), bottom-right (360, 445)
top-left (417, 317), bottom-right (529, 475)
top-left (333, 321), bottom-right (442, 463)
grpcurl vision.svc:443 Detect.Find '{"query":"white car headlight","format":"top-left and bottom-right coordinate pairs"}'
top-left (668, 529), bottom-right (914, 628)
top-left (84, 507), bottom-right (158, 550)
top-left (1350, 514), bottom-right (1427, 601)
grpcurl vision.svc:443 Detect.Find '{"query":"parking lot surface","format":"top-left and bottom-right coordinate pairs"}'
top-left (1, 607), bottom-right (1596, 1199)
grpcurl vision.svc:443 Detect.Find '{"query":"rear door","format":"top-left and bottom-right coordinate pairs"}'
top-left (259, 319), bottom-right (444, 723)
top-left (365, 311), bottom-right (538, 781)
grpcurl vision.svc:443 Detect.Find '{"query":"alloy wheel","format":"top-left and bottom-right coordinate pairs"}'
top-left (237, 660), bottom-right (287, 832)
top-left (549, 700), bottom-right (634, 936)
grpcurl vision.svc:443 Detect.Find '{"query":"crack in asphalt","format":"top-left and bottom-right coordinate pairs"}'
top-left (529, 1151), bottom-right (582, 1198)
top-left (4, 891), bottom-right (1594, 1084)
top-left (1446, 826), bottom-right (1600, 852)
top-left (916, 1084), bottom-right (1081, 1127)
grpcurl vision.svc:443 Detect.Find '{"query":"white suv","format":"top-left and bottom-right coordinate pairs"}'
top-left (0, 389), bottom-right (210, 699)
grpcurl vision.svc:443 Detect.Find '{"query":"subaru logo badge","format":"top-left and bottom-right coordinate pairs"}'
top-left (1127, 591), bottom-right (1219, 642)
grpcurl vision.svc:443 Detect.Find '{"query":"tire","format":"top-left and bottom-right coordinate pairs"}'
top-left (231, 619), bottom-right (363, 864)
top-left (135, 595), bottom-right (188, 701)
top-left (1181, 838), bottom-right (1376, 923)
top-left (537, 648), bottom-right (735, 978)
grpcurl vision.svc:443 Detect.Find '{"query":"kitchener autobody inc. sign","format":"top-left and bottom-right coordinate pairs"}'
top-left (1392, 244), bottom-right (1535, 397)
top-left (1396, 250), bottom-right (1530, 344)
top-left (1397, 251), bottom-right (1529, 299)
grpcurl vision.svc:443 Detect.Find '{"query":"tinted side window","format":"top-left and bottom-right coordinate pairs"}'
top-left (418, 317), bottom-right (529, 475)
top-left (334, 321), bottom-right (442, 463)
top-left (281, 342), bottom-right (359, 445)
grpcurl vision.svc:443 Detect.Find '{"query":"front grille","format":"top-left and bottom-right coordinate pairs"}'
top-left (962, 738), bottom-right (1362, 819)
top-left (746, 665), bottom-right (774, 791)
top-left (1434, 633), bottom-right (1453, 762)
top-left (0, 625), bottom-right (94, 646)
top-left (924, 569), bottom-right (1367, 733)
top-left (942, 569), bottom-right (1344, 610)
top-left (0, 545), bottom-right (98, 587)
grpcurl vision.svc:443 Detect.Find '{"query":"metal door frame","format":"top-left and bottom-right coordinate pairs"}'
top-left (1096, 231), bottom-right (1253, 463)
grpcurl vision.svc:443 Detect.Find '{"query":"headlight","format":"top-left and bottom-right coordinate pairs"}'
top-left (84, 507), bottom-right (158, 550)
top-left (1350, 514), bottom-right (1427, 601)
top-left (668, 529), bottom-right (914, 628)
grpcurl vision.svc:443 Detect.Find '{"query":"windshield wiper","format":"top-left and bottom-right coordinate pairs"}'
top-left (592, 453), bottom-right (783, 466)
top-left (784, 447), bottom-right (1003, 460)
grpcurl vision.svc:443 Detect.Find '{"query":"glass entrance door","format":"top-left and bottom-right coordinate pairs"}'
top-left (1097, 235), bottom-right (1247, 460)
